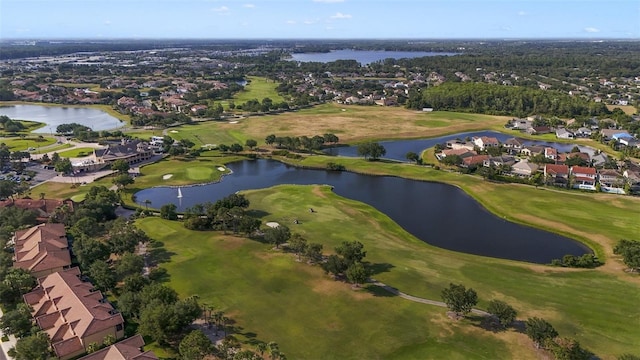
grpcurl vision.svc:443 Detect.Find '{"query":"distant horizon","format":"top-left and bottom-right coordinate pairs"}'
top-left (2, 0), bottom-right (639, 40)
top-left (2, 37), bottom-right (639, 42)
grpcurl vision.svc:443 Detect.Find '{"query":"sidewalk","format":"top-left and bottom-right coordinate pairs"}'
top-left (0, 309), bottom-right (17, 360)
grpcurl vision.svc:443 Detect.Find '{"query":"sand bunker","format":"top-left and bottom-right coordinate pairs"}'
top-left (266, 222), bottom-right (280, 228)
top-left (162, 174), bottom-right (173, 180)
top-left (170, 130), bottom-right (179, 133)
top-left (229, 121), bottom-right (239, 124)
top-left (217, 167), bottom-right (226, 171)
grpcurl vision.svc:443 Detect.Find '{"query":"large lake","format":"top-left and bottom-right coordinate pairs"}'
top-left (288, 50), bottom-right (457, 65)
top-left (135, 159), bottom-right (590, 264)
top-left (326, 131), bottom-right (597, 161)
top-left (0, 105), bottom-right (124, 133)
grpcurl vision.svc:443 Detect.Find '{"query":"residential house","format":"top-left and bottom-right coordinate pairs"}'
top-left (599, 169), bottom-right (625, 188)
top-left (544, 164), bottom-right (570, 185)
top-left (0, 198), bottom-right (74, 223)
top-left (571, 166), bottom-right (597, 190)
top-left (510, 118), bottom-right (532, 130)
top-left (77, 335), bottom-right (157, 360)
top-left (24, 268), bottom-right (125, 360)
top-left (472, 136), bottom-right (500, 151)
top-left (462, 155), bottom-right (490, 168)
top-left (575, 127), bottom-right (592, 137)
top-left (511, 160), bottom-right (539, 177)
top-left (521, 145), bottom-right (545, 157)
top-left (600, 129), bottom-right (630, 141)
top-left (527, 126), bottom-right (551, 135)
top-left (503, 138), bottom-right (526, 154)
top-left (446, 140), bottom-right (476, 151)
top-left (590, 152), bottom-right (610, 168)
top-left (618, 136), bottom-right (639, 147)
top-left (623, 163), bottom-right (640, 192)
top-left (13, 223), bottom-right (71, 279)
top-left (483, 155), bottom-right (516, 168)
top-left (544, 147), bottom-right (558, 162)
top-left (438, 148), bottom-right (477, 160)
top-left (555, 128), bottom-right (575, 139)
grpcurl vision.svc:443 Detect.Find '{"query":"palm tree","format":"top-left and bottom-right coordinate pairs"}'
top-left (143, 199), bottom-right (152, 209)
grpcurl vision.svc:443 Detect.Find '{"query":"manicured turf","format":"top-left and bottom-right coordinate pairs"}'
top-left (232, 76), bottom-right (285, 104)
top-left (0, 136), bottom-right (57, 151)
top-left (57, 147), bottom-right (96, 158)
top-left (136, 184), bottom-right (640, 359)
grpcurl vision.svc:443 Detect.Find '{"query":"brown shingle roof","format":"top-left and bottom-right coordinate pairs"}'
top-left (24, 268), bottom-right (124, 359)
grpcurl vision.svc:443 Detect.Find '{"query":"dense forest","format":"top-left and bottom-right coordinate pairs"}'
top-left (407, 82), bottom-right (610, 118)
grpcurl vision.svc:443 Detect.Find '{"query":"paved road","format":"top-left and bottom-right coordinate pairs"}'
top-left (370, 279), bottom-right (490, 316)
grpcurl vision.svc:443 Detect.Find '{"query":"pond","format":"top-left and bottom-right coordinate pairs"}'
top-left (288, 50), bottom-right (457, 65)
top-left (325, 131), bottom-right (597, 161)
top-left (0, 105), bottom-right (124, 133)
top-left (135, 159), bottom-right (590, 264)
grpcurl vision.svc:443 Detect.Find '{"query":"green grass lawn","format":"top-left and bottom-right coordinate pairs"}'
top-left (136, 184), bottom-right (640, 359)
top-left (57, 147), bottom-right (96, 158)
top-left (31, 143), bottom-right (72, 154)
top-left (0, 136), bottom-right (57, 151)
top-left (232, 76), bottom-right (285, 104)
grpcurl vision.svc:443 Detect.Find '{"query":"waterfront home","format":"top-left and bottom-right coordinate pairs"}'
top-left (600, 129), bottom-right (630, 141)
top-left (483, 155), bottom-right (516, 168)
top-left (511, 159), bottom-right (539, 177)
top-left (571, 166), bottom-right (597, 190)
top-left (24, 268), bottom-right (125, 360)
top-left (472, 136), bottom-right (500, 151)
top-left (590, 152), bottom-right (610, 168)
top-left (544, 147), bottom-right (558, 162)
top-left (555, 128), bottom-right (575, 139)
top-left (438, 148), bottom-right (477, 160)
top-left (446, 140), bottom-right (476, 151)
top-left (575, 127), bottom-right (592, 137)
top-left (527, 126), bottom-right (551, 135)
top-left (13, 223), bottom-right (71, 279)
top-left (521, 145), bottom-right (545, 157)
top-left (510, 118), bottom-right (533, 130)
top-left (503, 138), bottom-right (526, 154)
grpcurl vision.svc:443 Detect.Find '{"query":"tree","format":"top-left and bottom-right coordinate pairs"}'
top-left (345, 262), bottom-right (369, 287)
top-left (525, 317), bottom-right (558, 348)
top-left (357, 142), bottom-right (386, 160)
top-left (405, 151), bottom-right (420, 164)
top-left (263, 225), bottom-right (291, 249)
top-left (613, 239), bottom-right (640, 271)
top-left (245, 139), bottom-right (258, 150)
top-left (321, 254), bottom-right (346, 277)
top-left (304, 243), bottom-right (324, 264)
top-left (112, 174), bottom-right (134, 189)
top-left (0, 303), bottom-right (34, 338)
top-left (160, 203), bottom-right (178, 220)
top-left (8, 332), bottom-right (52, 360)
top-left (115, 252), bottom-right (145, 280)
top-left (335, 241), bottom-right (366, 266)
top-left (54, 157), bottom-right (72, 174)
top-left (107, 218), bottom-right (148, 255)
top-left (229, 143), bottom-right (244, 153)
top-left (487, 299), bottom-right (517, 328)
top-left (111, 159), bottom-right (130, 174)
top-left (179, 330), bottom-right (213, 360)
top-left (0, 180), bottom-right (18, 200)
top-left (287, 234), bottom-right (308, 260)
top-left (265, 134), bottom-right (276, 146)
top-left (440, 283), bottom-right (478, 317)
top-left (89, 260), bottom-right (116, 292)
top-left (0, 268), bottom-right (35, 306)
top-left (72, 235), bottom-right (110, 269)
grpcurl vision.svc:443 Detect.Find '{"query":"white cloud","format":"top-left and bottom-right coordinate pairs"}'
top-left (313, 0), bottom-right (344, 3)
top-left (286, 20), bottom-right (297, 24)
top-left (243, 4), bottom-right (255, 8)
top-left (517, 11), bottom-right (526, 16)
top-left (330, 12), bottom-right (352, 19)
top-left (304, 19), bottom-right (316, 25)
top-left (211, 6), bottom-right (229, 12)
top-left (584, 27), bottom-right (600, 33)
top-left (104, 20), bottom-right (112, 26)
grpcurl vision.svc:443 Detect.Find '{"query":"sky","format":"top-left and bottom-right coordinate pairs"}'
top-left (1, 0), bottom-right (639, 40)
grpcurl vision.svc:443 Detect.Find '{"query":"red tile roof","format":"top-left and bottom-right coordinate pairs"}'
top-left (571, 166), bottom-right (596, 175)
top-left (24, 268), bottom-right (124, 359)
top-left (78, 335), bottom-right (158, 360)
top-left (545, 164), bottom-right (569, 175)
top-left (13, 223), bottom-right (71, 276)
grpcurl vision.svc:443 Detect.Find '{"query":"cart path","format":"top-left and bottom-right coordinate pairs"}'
top-left (370, 279), bottom-right (490, 316)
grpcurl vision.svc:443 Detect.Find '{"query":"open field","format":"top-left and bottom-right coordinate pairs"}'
top-left (0, 136), bottom-right (57, 151)
top-left (136, 184), bottom-right (640, 359)
top-left (57, 147), bottom-right (95, 158)
top-left (31, 178), bottom-right (113, 202)
top-left (606, 104), bottom-right (638, 115)
top-left (232, 76), bottom-right (285, 104)
top-left (31, 143), bottom-right (73, 154)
